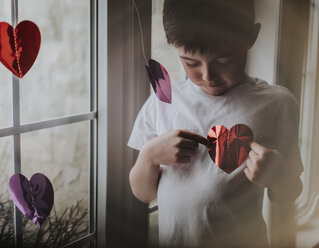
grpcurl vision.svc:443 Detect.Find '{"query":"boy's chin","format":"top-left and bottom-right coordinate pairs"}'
top-left (201, 85), bottom-right (229, 96)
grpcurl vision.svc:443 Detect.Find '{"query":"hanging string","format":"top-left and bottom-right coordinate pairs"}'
top-left (132, 0), bottom-right (149, 65)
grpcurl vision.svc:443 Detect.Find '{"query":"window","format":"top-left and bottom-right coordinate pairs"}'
top-left (1, 0), bottom-right (160, 247)
top-left (0, 0), bottom-right (97, 247)
top-left (289, 0), bottom-right (319, 247)
top-left (260, 0), bottom-right (319, 247)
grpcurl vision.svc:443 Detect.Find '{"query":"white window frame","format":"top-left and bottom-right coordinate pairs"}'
top-left (0, 0), bottom-right (98, 247)
top-left (296, 0), bottom-right (319, 224)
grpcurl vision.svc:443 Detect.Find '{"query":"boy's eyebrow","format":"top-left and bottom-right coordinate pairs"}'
top-left (179, 53), bottom-right (234, 61)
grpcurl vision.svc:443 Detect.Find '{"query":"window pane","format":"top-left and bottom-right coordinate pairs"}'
top-left (0, 0), bottom-right (10, 23)
top-left (0, 0), bottom-right (12, 128)
top-left (0, 70), bottom-right (12, 128)
top-left (19, 0), bottom-right (90, 123)
top-left (21, 121), bottom-right (90, 246)
top-left (152, 0), bottom-right (186, 83)
top-left (0, 137), bottom-right (14, 247)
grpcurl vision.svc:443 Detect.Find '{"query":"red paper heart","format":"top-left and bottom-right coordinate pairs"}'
top-left (0, 20), bottom-right (41, 78)
top-left (207, 124), bottom-right (253, 173)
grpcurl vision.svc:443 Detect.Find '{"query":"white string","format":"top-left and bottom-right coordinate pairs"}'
top-left (132, 0), bottom-right (149, 65)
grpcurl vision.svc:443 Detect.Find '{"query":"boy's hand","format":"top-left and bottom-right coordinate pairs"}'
top-left (244, 141), bottom-right (285, 191)
top-left (142, 129), bottom-right (207, 166)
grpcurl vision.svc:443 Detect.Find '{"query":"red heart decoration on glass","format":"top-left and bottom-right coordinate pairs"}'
top-left (145, 59), bottom-right (172, 104)
top-left (207, 124), bottom-right (253, 173)
top-left (0, 20), bottom-right (41, 78)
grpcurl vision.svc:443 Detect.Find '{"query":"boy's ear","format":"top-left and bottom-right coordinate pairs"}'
top-left (246, 23), bottom-right (261, 49)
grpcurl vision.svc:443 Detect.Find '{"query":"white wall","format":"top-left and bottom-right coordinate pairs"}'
top-left (246, 0), bottom-right (281, 85)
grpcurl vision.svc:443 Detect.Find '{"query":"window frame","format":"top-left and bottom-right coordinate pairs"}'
top-left (271, 0), bottom-right (311, 246)
top-left (0, 0), bottom-right (98, 247)
top-left (294, 0), bottom-right (319, 221)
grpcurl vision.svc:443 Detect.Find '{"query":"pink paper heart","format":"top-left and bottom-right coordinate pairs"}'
top-left (145, 59), bottom-right (172, 103)
top-left (9, 173), bottom-right (54, 227)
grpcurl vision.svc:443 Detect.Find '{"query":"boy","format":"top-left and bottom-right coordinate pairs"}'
top-left (128, 0), bottom-right (303, 247)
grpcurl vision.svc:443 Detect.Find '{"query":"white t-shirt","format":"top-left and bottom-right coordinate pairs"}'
top-left (127, 77), bottom-right (303, 248)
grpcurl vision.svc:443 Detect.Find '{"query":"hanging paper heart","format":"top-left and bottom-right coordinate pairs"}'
top-left (9, 173), bottom-right (54, 227)
top-left (207, 124), bottom-right (253, 173)
top-left (0, 20), bottom-right (41, 78)
top-left (145, 59), bottom-right (172, 104)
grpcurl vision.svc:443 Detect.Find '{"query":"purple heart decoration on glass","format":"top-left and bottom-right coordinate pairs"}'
top-left (9, 173), bottom-right (54, 227)
top-left (145, 59), bottom-right (172, 104)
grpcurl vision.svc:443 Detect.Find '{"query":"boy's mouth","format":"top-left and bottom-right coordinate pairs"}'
top-left (207, 83), bottom-right (222, 87)
top-left (205, 80), bottom-right (224, 87)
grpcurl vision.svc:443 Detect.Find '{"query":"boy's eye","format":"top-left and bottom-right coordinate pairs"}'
top-left (216, 56), bottom-right (233, 64)
top-left (185, 61), bottom-right (200, 67)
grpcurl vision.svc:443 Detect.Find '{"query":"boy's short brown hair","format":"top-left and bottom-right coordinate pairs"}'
top-left (163, 0), bottom-right (256, 54)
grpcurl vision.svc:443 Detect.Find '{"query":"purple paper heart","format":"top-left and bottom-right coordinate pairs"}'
top-left (145, 59), bottom-right (172, 104)
top-left (9, 173), bottom-right (54, 227)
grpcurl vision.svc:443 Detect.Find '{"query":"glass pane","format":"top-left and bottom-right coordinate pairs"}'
top-left (21, 121), bottom-right (90, 247)
top-left (19, 0), bottom-right (90, 123)
top-left (152, 0), bottom-right (186, 83)
top-left (0, 136), bottom-right (14, 247)
top-left (0, 0), bottom-right (12, 128)
top-left (0, 0), bottom-right (10, 23)
top-left (0, 69), bottom-right (12, 128)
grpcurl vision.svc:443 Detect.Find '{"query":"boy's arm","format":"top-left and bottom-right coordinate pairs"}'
top-left (245, 141), bottom-right (303, 203)
top-left (129, 129), bottom-right (207, 203)
top-left (267, 174), bottom-right (303, 203)
top-left (129, 143), bottom-right (161, 203)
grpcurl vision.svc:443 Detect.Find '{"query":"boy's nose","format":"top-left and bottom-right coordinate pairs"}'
top-left (202, 64), bottom-right (218, 83)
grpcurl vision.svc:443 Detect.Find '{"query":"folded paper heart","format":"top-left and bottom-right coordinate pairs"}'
top-left (207, 124), bottom-right (254, 173)
top-left (9, 173), bottom-right (54, 227)
top-left (145, 59), bottom-right (172, 104)
top-left (0, 20), bottom-right (41, 78)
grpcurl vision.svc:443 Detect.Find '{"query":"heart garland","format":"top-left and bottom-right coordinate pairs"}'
top-left (131, 0), bottom-right (172, 104)
top-left (207, 124), bottom-right (254, 173)
top-left (0, 20), bottom-right (41, 78)
top-left (1, 20), bottom-right (50, 227)
top-left (9, 173), bottom-right (54, 227)
top-left (145, 59), bottom-right (172, 104)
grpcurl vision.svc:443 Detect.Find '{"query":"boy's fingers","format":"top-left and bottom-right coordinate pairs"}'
top-left (179, 148), bottom-right (196, 157)
top-left (244, 167), bottom-right (253, 182)
top-left (178, 139), bottom-right (199, 149)
top-left (176, 156), bottom-right (191, 164)
top-left (250, 141), bottom-right (267, 156)
top-left (179, 130), bottom-right (208, 147)
top-left (245, 158), bottom-right (255, 171)
top-left (248, 149), bottom-right (258, 162)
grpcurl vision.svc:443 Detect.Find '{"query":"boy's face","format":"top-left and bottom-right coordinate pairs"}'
top-left (177, 44), bottom-right (249, 96)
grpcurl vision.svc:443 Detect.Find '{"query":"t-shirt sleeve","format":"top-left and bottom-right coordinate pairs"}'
top-left (276, 87), bottom-right (304, 176)
top-left (127, 93), bottom-right (158, 150)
